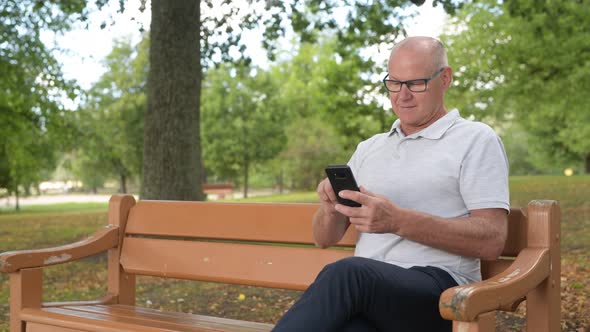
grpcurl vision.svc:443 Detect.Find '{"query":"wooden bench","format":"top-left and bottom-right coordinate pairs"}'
top-left (202, 183), bottom-right (234, 199)
top-left (0, 195), bottom-right (561, 332)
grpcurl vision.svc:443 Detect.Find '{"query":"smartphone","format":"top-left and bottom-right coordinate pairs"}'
top-left (325, 165), bottom-right (361, 207)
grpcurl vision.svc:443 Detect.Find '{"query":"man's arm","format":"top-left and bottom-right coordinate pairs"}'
top-left (394, 208), bottom-right (507, 260)
top-left (336, 188), bottom-right (508, 260)
top-left (312, 178), bottom-right (351, 248)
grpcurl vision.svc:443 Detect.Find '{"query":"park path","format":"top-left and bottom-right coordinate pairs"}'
top-left (0, 194), bottom-right (116, 207)
top-left (0, 189), bottom-right (277, 208)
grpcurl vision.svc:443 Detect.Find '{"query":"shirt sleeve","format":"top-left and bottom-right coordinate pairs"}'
top-left (459, 128), bottom-right (510, 212)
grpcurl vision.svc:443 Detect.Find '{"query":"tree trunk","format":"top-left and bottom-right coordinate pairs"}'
top-left (243, 159), bottom-right (249, 199)
top-left (119, 173), bottom-right (127, 193)
top-left (142, 0), bottom-right (204, 201)
top-left (14, 184), bottom-right (19, 212)
top-left (277, 168), bottom-right (284, 194)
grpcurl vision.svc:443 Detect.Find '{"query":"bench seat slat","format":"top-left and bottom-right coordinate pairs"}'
top-left (121, 237), bottom-right (353, 290)
top-left (125, 200), bottom-right (357, 246)
top-left (27, 322), bottom-right (85, 332)
top-left (67, 305), bottom-right (272, 331)
top-left (95, 305), bottom-right (272, 329)
top-left (22, 305), bottom-right (273, 332)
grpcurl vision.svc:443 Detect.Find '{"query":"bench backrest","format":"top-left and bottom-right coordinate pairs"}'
top-left (112, 196), bottom-right (527, 290)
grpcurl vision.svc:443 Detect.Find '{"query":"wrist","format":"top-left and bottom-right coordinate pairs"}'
top-left (390, 206), bottom-right (410, 235)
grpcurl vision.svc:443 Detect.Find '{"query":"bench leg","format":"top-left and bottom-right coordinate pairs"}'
top-left (452, 312), bottom-right (495, 332)
top-left (526, 277), bottom-right (561, 332)
top-left (108, 250), bottom-right (136, 305)
top-left (10, 268), bottom-right (42, 332)
top-left (526, 200), bottom-right (561, 332)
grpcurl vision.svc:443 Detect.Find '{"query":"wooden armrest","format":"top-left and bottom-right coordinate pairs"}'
top-left (0, 225), bottom-right (119, 273)
top-left (439, 247), bottom-right (550, 321)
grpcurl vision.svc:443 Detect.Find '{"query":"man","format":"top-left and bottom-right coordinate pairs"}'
top-left (273, 36), bottom-right (509, 331)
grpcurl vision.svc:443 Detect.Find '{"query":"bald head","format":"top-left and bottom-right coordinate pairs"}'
top-left (389, 37), bottom-right (448, 72)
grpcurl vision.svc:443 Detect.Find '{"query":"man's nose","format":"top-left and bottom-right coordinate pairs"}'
top-left (398, 83), bottom-right (413, 98)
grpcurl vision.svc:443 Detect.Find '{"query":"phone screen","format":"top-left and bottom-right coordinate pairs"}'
top-left (325, 165), bottom-right (361, 207)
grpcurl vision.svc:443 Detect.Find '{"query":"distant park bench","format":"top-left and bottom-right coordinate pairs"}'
top-left (202, 182), bottom-right (234, 199)
top-left (0, 195), bottom-right (560, 332)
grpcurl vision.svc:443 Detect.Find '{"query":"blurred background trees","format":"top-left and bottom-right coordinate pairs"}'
top-left (1, 0), bottom-right (588, 202)
top-left (444, 0), bottom-right (590, 174)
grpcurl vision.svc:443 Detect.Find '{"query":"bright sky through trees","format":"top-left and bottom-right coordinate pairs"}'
top-left (43, 0), bottom-right (446, 95)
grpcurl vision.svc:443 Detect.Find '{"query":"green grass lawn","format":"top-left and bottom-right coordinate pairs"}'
top-left (0, 175), bottom-right (588, 331)
top-left (0, 202), bottom-right (107, 215)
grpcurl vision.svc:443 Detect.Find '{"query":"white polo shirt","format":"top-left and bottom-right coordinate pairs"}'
top-left (348, 110), bottom-right (509, 285)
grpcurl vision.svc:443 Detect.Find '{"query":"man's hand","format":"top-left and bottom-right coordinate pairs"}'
top-left (312, 178), bottom-right (350, 248)
top-left (316, 177), bottom-right (341, 216)
top-left (335, 186), bottom-right (404, 234)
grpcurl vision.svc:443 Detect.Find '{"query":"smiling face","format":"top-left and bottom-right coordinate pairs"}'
top-left (387, 37), bottom-right (452, 135)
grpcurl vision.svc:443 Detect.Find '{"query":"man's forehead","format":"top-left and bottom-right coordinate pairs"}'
top-left (388, 57), bottom-right (434, 79)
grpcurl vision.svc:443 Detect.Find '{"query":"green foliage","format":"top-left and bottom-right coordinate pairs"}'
top-left (443, 0), bottom-right (590, 173)
top-left (0, 0), bottom-right (115, 196)
top-left (277, 40), bottom-right (394, 151)
top-left (73, 37), bottom-right (149, 192)
top-left (499, 122), bottom-right (544, 175)
top-left (143, 0), bottom-right (457, 199)
top-left (287, 0), bottom-right (459, 52)
top-left (201, 65), bottom-right (288, 196)
top-left (279, 117), bottom-right (347, 190)
top-left (2, 0), bottom-right (457, 200)
top-left (200, 38), bottom-right (396, 191)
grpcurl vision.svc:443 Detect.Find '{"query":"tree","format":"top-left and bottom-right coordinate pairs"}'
top-left (257, 38), bottom-right (395, 189)
top-left (0, 0), bottom-right (120, 206)
top-left (141, 0), bottom-right (460, 200)
top-left (201, 65), bottom-right (287, 198)
top-left (443, 0), bottom-right (590, 173)
top-left (141, 1), bottom-right (204, 200)
top-left (276, 39), bottom-right (395, 151)
top-left (280, 117), bottom-right (347, 190)
top-left (79, 37), bottom-right (148, 193)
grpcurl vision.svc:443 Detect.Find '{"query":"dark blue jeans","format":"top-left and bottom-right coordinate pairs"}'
top-left (272, 257), bottom-right (458, 332)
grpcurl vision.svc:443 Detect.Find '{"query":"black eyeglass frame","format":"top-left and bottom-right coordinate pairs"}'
top-left (382, 67), bottom-right (445, 93)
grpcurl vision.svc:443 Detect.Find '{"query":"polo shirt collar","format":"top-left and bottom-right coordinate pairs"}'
top-left (388, 109), bottom-right (460, 139)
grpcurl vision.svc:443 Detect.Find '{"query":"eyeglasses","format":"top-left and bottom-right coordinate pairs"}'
top-left (382, 68), bottom-right (445, 93)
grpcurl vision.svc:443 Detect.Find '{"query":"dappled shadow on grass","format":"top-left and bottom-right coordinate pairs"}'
top-left (136, 276), bottom-right (302, 324)
top-left (42, 253), bottom-right (109, 303)
top-left (0, 211), bottom-right (107, 253)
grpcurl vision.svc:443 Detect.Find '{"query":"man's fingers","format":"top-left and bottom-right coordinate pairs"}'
top-left (334, 203), bottom-right (364, 217)
top-left (317, 178), bottom-right (338, 202)
top-left (324, 182), bottom-right (338, 202)
top-left (338, 189), bottom-right (371, 206)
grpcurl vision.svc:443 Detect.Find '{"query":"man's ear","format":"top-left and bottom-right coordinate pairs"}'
top-left (441, 66), bottom-right (453, 90)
